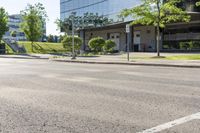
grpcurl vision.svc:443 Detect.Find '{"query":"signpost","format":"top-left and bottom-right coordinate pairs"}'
top-left (71, 12), bottom-right (76, 60)
top-left (126, 24), bottom-right (130, 61)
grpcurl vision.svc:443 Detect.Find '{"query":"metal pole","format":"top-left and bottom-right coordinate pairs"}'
top-left (71, 13), bottom-right (76, 60)
top-left (127, 32), bottom-right (130, 62)
top-left (126, 24), bottom-right (130, 62)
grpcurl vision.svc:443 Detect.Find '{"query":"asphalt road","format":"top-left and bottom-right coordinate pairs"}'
top-left (0, 58), bottom-right (199, 133)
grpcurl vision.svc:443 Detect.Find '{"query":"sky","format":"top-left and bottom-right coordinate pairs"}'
top-left (1, 0), bottom-right (60, 35)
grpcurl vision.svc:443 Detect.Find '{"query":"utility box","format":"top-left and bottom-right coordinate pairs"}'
top-left (0, 43), bottom-right (6, 54)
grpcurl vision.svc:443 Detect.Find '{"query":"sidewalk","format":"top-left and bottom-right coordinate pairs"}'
top-left (1, 53), bottom-right (200, 68)
top-left (52, 55), bottom-right (200, 68)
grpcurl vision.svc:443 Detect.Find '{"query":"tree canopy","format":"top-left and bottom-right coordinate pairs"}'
top-left (56, 12), bottom-right (112, 34)
top-left (0, 7), bottom-right (9, 42)
top-left (196, 1), bottom-right (200, 6)
top-left (20, 3), bottom-right (48, 51)
top-left (121, 0), bottom-right (190, 56)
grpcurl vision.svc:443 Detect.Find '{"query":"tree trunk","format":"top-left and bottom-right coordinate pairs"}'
top-left (31, 41), bottom-right (34, 53)
top-left (156, 0), bottom-right (161, 57)
top-left (156, 25), bottom-right (160, 57)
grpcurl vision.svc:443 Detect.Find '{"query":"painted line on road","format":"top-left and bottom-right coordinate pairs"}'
top-left (138, 112), bottom-right (200, 133)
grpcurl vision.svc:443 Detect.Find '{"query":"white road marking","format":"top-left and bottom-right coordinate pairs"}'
top-left (138, 112), bottom-right (200, 133)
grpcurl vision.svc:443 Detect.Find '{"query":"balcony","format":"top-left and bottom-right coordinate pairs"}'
top-left (164, 33), bottom-right (200, 41)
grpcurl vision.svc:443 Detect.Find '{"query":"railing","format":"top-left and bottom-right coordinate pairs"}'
top-left (164, 33), bottom-right (200, 41)
top-left (2, 38), bottom-right (26, 53)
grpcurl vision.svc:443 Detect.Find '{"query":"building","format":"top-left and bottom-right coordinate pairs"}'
top-left (163, 0), bottom-right (200, 51)
top-left (3, 14), bottom-right (26, 41)
top-left (60, 0), bottom-right (200, 52)
top-left (3, 14), bottom-right (47, 42)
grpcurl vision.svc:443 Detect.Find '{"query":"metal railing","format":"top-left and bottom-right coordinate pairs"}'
top-left (164, 33), bottom-right (200, 41)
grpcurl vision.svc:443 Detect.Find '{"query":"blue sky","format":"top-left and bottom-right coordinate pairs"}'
top-left (1, 0), bottom-right (60, 35)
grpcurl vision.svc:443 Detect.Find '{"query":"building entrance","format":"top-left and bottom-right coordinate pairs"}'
top-left (110, 33), bottom-right (120, 51)
top-left (134, 31), bottom-right (141, 52)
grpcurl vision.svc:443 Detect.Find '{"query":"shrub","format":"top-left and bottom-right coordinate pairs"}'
top-left (179, 42), bottom-right (190, 50)
top-left (179, 41), bottom-right (200, 50)
top-left (103, 40), bottom-right (116, 53)
top-left (88, 37), bottom-right (105, 52)
top-left (62, 36), bottom-right (83, 52)
top-left (191, 41), bottom-right (200, 49)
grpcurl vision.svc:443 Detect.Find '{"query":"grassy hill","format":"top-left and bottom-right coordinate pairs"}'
top-left (17, 41), bottom-right (66, 54)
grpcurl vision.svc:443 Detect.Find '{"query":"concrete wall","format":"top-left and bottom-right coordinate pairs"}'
top-left (134, 26), bottom-right (156, 52)
top-left (84, 27), bottom-right (127, 51)
top-left (82, 25), bottom-right (156, 52)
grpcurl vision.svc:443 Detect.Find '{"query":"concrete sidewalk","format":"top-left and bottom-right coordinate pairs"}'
top-left (1, 53), bottom-right (200, 68)
top-left (52, 56), bottom-right (200, 68)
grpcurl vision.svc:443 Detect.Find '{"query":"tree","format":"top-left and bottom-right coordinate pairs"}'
top-left (121, 0), bottom-right (190, 56)
top-left (62, 36), bottom-right (83, 53)
top-left (55, 18), bottom-right (71, 35)
top-left (47, 34), bottom-right (54, 42)
top-left (20, 3), bottom-right (48, 52)
top-left (196, 1), bottom-right (200, 6)
top-left (0, 7), bottom-right (9, 43)
top-left (54, 35), bottom-right (58, 42)
top-left (59, 35), bottom-right (65, 42)
top-left (55, 12), bottom-right (112, 35)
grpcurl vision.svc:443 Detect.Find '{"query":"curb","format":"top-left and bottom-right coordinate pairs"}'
top-left (0, 56), bottom-right (49, 60)
top-left (51, 59), bottom-right (200, 68)
top-left (1, 55), bottom-right (199, 68)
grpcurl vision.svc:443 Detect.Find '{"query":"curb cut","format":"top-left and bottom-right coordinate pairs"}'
top-left (51, 59), bottom-right (200, 68)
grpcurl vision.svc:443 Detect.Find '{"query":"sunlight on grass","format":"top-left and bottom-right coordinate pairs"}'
top-left (18, 41), bottom-right (66, 54)
top-left (123, 54), bottom-right (200, 60)
top-left (166, 55), bottom-right (200, 60)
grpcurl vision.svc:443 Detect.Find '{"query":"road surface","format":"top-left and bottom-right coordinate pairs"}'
top-left (0, 58), bottom-right (199, 133)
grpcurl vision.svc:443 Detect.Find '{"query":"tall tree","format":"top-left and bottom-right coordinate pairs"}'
top-left (20, 3), bottom-right (48, 52)
top-left (55, 12), bottom-right (111, 35)
top-left (196, 1), bottom-right (200, 6)
top-left (0, 7), bottom-right (9, 43)
top-left (55, 18), bottom-right (71, 35)
top-left (47, 34), bottom-right (54, 42)
top-left (121, 0), bottom-right (190, 56)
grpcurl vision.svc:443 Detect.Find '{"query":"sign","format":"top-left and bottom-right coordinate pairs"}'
top-left (126, 24), bottom-right (130, 33)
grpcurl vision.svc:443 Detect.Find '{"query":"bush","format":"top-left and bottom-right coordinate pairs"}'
top-left (88, 37), bottom-right (105, 52)
top-left (179, 41), bottom-right (200, 50)
top-left (103, 40), bottom-right (116, 53)
top-left (62, 36), bottom-right (83, 52)
top-left (191, 41), bottom-right (200, 49)
top-left (179, 42), bottom-right (190, 50)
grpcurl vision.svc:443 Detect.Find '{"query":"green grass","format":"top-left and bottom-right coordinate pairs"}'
top-left (5, 44), bottom-right (15, 54)
top-left (18, 41), bottom-right (67, 54)
top-left (123, 54), bottom-right (200, 60)
top-left (166, 55), bottom-right (200, 60)
top-left (1, 41), bottom-right (15, 54)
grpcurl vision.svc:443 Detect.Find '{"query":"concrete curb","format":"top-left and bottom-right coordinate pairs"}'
top-left (0, 56), bottom-right (48, 60)
top-left (1, 55), bottom-right (200, 68)
top-left (51, 59), bottom-right (200, 68)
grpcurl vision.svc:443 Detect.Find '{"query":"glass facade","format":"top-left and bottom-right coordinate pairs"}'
top-left (3, 15), bottom-right (26, 41)
top-left (60, 0), bottom-right (141, 23)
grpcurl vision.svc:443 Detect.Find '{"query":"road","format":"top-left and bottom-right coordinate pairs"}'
top-left (0, 58), bottom-right (199, 133)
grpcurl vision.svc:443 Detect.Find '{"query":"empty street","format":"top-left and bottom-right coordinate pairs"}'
top-left (0, 58), bottom-right (199, 133)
